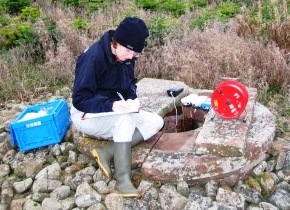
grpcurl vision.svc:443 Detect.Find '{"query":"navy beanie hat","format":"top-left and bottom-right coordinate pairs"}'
top-left (113, 17), bottom-right (149, 53)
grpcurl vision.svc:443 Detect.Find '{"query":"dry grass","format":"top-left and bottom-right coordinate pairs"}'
top-left (137, 21), bottom-right (290, 90)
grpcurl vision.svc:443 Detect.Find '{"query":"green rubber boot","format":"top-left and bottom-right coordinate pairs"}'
top-left (131, 128), bottom-right (144, 147)
top-left (114, 142), bottom-right (139, 198)
top-left (90, 128), bottom-right (144, 180)
top-left (91, 141), bottom-right (114, 179)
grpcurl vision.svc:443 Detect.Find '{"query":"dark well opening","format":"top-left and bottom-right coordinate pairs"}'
top-left (161, 105), bottom-right (209, 133)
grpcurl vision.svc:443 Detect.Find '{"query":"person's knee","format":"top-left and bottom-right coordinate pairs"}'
top-left (155, 115), bottom-right (164, 131)
top-left (117, 114), bottom-right (135, 126)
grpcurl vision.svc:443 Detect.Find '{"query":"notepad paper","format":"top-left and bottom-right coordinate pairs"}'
top-left (83, 99), bottom-right (140, 119)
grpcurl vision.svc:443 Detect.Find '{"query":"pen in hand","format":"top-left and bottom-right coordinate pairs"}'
top-left (117, 92), bottom-right (125, 101)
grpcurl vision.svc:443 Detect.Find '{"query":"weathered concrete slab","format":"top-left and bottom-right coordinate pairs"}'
top-left (140, 102), bottom-right (275, 186)
top-left (136, 78), bottom-right (189, 117)
top-left (194, 88), bottom-right (258, 157)
top-left (131, 132), bottom-right (162, 168)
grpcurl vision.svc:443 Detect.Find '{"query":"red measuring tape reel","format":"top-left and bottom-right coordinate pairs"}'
top-left (211, 79), bottom-right (249, 119)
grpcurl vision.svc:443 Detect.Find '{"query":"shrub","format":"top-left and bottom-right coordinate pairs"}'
top-left (149, 16), bottom-right (180, 45)
top-left (136, 0), bottom-right (188, 16)
top-left (19, 6), bottom-right (40, 22)
top-left (235, 0), bottom-right (290, 51)
top-left (0, 19), bottom-right (35, 49)
top-left (1, 0), bottom-right (31, 14)
top-left (190, 2), bottom-right (241, 30)
top-left (190, 0), bottom-right (207, 8)
top-left (135, 0), bottom-right (159, 10)
top-left (72, 17), bottom-right (88, 31)
top-left (158, 0), bottom-right (188, 16)
top-left (0, 13), bottom-right (11, 27)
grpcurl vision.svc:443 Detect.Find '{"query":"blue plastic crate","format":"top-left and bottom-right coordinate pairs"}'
top-left (9, 99), bottom-right (70, 152)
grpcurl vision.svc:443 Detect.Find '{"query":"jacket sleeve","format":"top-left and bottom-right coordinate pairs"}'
top-left (72, 52), bottom-right (114, 113)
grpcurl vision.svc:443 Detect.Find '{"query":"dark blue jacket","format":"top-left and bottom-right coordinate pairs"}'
top-left (72, 30), bottom-right (137, 113)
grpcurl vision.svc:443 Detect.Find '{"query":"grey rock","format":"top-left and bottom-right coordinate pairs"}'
top-left (0, 204), bottom-right (9, 210)
top-left (70, 174), bottom-right (93, 189)
top-left (42, 197), bottom-right (62, 210)
top-left (177, 180), bottom-right (190, 198)
top-left (160, 183), bottom-right (177, 194)
top-left (23, 199), bottom-right (42, 210)
top-left (246, 204), bottom-right (262, 210)
top-left (68, 150), bottom-right (78, 163)
top-left (276, 151), bottom-right (287, 170)
top-left (185, 197), bottom-right (212, 210)
top-left (158, 193), bottom-right (170, 210)
top-left (188, 185), bottom-right (206, 200)
top-left (50, 185), bottom-right (71, 200)
top-left (148, 200), bottom-right (161, 210)
top-left (32, 192), bottom-right (50, 202)
top-left (93, 180), bottom-right (110, 194)
top-left (138, 180), bottom-right (154, 195)
top-left (142, 187), bottom-right (159, 202)
top-left (13, 178), bottom-right (33, 193)
top-left (93, 169), bottom-right (111, 183)
top-left (252, 161), bottom-right (267, 176)
top-left (275, 181), bottom-right (290, 192)
top-left (60, 142), bottom-right (76, 155)
top-left (24, 160), bottom-right (43, 178)
top-left (2, 149), bottom-right (16, 164)
top-left (75, 182), bottom-right (97, 198)
top-left (35, 163), bottom-right (61, 180)
top-left (61, 196), bottom-right (76, 210)
top-left (259, 202), bottom-right (279, 210)
top-left (76, 166), bottom-right (96, 177)
top-left (50, 144), bottom-right (61, 156)
top-left (277, 169), bottom-right (290, 182)
top-left (1, 187), bottom-right (14, 204)
top-left (87, 203), bottom-right (106, 210)
top-left (283, 151), bottom-right (290, 169)
top-left (12, 161), bottom-right (26, 178)
top-left (32, 178), bottom-right (63, 193)
top-left (0, 164), bottom-right (10, 177)
top-left (131, 199), bottom-right (150, 210)
top-left (104, 193), bottom-right (124, 210)
top-left (268, 189), bottom-right (290, 210)
top-left (0, 140), bottom-right (13, 157)
top-left (205, 180), bottom-right (218, 198)
top-left (184, 200), bottom-right (203, 210)
top-left (2, 174), bottom-right (18, 189)
top-left (235, 184), bottom-right (263, 204)
top-left (208, 201), bottom-right (237, 210)
top-left (216, 188), bottom-right (245, 209)
top-left (75, 194), bottom-right (102, 208)
top-left (9, 198), bottom-right (26, 210)
top-left (266, 159), bottom-right (277, 172)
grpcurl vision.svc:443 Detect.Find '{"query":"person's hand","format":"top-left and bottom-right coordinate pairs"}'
top-left (112, 98), bottom-right (140, 112)
top-left (126, 98), bottom-right (140, 112)
top-left (112, 100), bottom-right (130, 112)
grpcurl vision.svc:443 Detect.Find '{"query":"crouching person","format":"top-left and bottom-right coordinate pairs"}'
top-left (70, 16), bottom-right (164, 198)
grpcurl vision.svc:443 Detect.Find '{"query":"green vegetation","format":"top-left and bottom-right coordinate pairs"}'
top-left (0, 19), bottom-right (35, 49)
top-left (0, 0), bottom-right (31, 14)
top-left (72, 17), bottom-right (88, 31)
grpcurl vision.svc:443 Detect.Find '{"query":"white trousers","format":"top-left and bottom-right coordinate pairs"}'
top-left (70, 106), bottom-right (164, 142)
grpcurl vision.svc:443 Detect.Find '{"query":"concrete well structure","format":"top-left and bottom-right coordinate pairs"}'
top-left (72, 78), bottom-right (275, 186)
